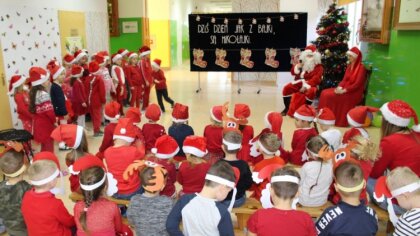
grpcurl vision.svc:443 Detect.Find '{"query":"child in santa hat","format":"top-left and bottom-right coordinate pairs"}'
top-left (138, 46), bottom-right (153, 110)
top-left (111, 53), bottom-right (126, 114)
top-left (105, 118), bottom-right (145, 200)
top-left (0, 150), bottom-right (31, 235)
top-left (148, 135), bottom-right (178, 198)
top-left (28, 67), bottom-right (56, 152)
top-left (178, 135), bottom-right (211, 196)
top-left (125, 52), bottom-right (143, 108)
top-left (315, 107), bottom-right (342, 151)
top-left (94, 52), bottom-right (114, 103)
top-left (233, 104), bottom-right (254, 162)
top-left (152, 58), bottom-right (175, 112)
top-left (125, 107), bottom-right (145, 145)
top-left (62, 54), bottom-right (75, 96)
top-left (282, 104), bottom-right (318, 166)
top-left (21, 152), bottom-right (75, 235)
top-left (169, 103), bottom-right (194, 162)
top-left (8, 75), bottom-right (32, 132)
top-left (142, 104), bottom-right (166, 152)
top-left (47, 60), bottom-right (68, 125)
top-left (97, 101), bottom-right (121, 159)
top-left (70, 65), bottom-right (88, 127)
top-left (203, 105), bottom-right (224, 164)
top-left (74, 49), bottom-right (89, 79)
top-left (342, 106), bottom-right (378, 144)
top-left (84, 61), bottom-right (106, 137)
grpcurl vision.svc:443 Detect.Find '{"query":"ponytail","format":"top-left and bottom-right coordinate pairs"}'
top-left (28, 85), bottom-right (44, 114)
top-left (79, 191), bottom-right (93, 233)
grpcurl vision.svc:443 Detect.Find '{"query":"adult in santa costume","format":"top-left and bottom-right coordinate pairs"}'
top-left (282, 45), bottom-right (323, 116)
top-left (138, 46), bottom-right (153, 110)
top-left (318, 47), bottom-right (367, 127)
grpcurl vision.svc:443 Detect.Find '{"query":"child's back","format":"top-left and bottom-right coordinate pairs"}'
top-left (178, 161), bottom-right (211, 194)
top-left (203, 124), bottom-right (224, 156)
top-left (142, 123), bottom-right (166, 151)
top-left (287, 127), bottom-right (318, 165)
top-left (168, 123), bottom-right (194, 157)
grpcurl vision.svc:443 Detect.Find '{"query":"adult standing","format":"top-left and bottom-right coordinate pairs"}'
top-left (318, 47), bottom-right (367, 127)
top-left (282, 45), bottom-right (323, 116)
top-left (138, 46), bottom-right (153, 111)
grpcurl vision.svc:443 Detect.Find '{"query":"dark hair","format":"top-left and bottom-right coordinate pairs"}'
top-left (65, 132), bottom-right (89, 164)
top-left (204, 160), bottom-right (235, 187)
top-left (312, 121), bottom-right (319, 134)
top-left (334, 161), bottom-right (364, 197)
top-left (140, 167), bottom-right (167, 193)
top-left (271, 166), bottom-right (300, 200)
top-left (223, 131), bottom-right (243, 154)
top-left (79, 167), bottom-right (106, 233)
top-left (306, 135), bottom-right (329, 195)
top-left (29, 85), bottom-right (45, 114)
top-left (259, 133), bottom-right (281, 153)
top-left (70, 77), bottom-right (78, 86)
top-left (380, 117), bottom-right (418, 143)
top-left (0, 150), bottom-right (24, 174)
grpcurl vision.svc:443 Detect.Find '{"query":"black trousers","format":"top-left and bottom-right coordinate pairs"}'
top-left (156, 89), bottom-right (174, 112)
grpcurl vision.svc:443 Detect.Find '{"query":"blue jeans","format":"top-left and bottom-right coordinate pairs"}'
top-left (367, 177), bottom-right (406, 215)
top-left (221, 195), bottom-right (246, 208)
top-left (113, 187), bottom-right (144, 200)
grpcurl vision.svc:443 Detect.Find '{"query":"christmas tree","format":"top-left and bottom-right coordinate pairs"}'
top-left (313, 2), bottom-right (350, 92)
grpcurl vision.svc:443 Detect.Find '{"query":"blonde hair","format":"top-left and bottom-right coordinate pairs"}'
top-left (350, 135), bottom-right (379, 162)
top-left (27, 160), bottom-right (58, 188)
top-left (186, 154), bottom-right (206, 168)
top-left (259, 133), bottom-right (281, 153)
top-left (386, 167), bottom-right (420, 195)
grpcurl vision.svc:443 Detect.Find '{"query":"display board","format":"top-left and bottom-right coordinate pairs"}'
top-left (188, 13), bottom-right (307, 72)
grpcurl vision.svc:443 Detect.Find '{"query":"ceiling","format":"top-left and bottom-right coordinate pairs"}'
top-left (196, 0), bottom-right (232, 13)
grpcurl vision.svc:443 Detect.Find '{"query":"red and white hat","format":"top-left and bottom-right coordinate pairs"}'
top-left (111, 53), bottom-right (122, 63)
top-left (182, 135), bottom-right (208, 158)
top-left (113, 118), bottom-right (137, 143)
top-left (342, 127), bottom-right (369, 144)
top-left (347, 106), bottom-right (379, 127)
top-left (125, 107), bottom-right (141, 124)
top-left (151, 59), bottom-right (161, 69)
top-left (50, 124), bottom-right (84, 149)
top-left (94, 54), bottom-right (107, 67)
top-left (264, 111), bottom-right (283, 136)
top-left (304, 45), bottom-right (317, 54)
top-left (63, 54), bottom-right (76, 65)
top-left (145, 104), bottom-right (161, 121)
top-left (139, 45), bottom-right (151, 57)
top-left (346, 47), bottom-right (360, 59)
top-left (210, 105), bottom-right (223, 123)
top-left (89, 61), bottom-right (100, 74)
top-left (28, 67), bottom-right (50, 86)
top-left (71, 64), bottom-right (84, 78)
top-left (74, 49), bottom-right (87, 62)
top-left (127, 52), bottom-right (138, 59)
top-left (47, 60), bottom-right (65, 80)
top-left (8, 75), bottom-right (27, 95)
top-left (380, 100), bottom-right (420, 132)
top-left (96, 51), bottom-right (110, 60)
top-left (316, 107), bottom-right (336, 125)
top-left (152, 135), bottom-right (179, 159)
top-left (234, 104), bottom-right (251, 125)
top-left (172, 103), bottom-right (189, 123)
top-left (294, 104), bottom-right (316, 122)
top-left (117, 48), bottom-right (129, 57)
top-left (104, 101), bottom-right (121, 121)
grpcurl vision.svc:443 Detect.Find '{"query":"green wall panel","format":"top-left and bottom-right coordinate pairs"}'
top-left (182, 24), bottom-right (189, 62)
top-left (170, 20), bottom-right (178, 66)
top-left (110, 18), bottom-right (143, 54)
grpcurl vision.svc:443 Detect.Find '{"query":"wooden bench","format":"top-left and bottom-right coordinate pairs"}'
top-left (69, 192), bottom-right (130, 207)
top-left (232, 198), bottom-right (391, 233)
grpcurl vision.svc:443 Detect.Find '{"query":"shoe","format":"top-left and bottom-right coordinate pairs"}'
top-left (93, 132), bottom-right (103, 137)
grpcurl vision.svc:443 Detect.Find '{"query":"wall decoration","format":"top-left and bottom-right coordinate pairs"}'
top-left (85, 11), bottom-right (110, 53)
top-left (188, 13), bottom-right (308, 72)
top-left (65, 36), bottom-right (83, 54)
top-left (360, 0), bottom-right (392, 44)
top-left (394, 0), bottom-right (420, 30)
top-left (107, 0), bottom-right (119, 36)
top-left (122, 21), bottom-right (139, 33)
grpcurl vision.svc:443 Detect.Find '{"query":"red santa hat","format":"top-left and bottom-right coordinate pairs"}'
top-left (63, 54), bottom-right (76, 65)
top-left (96, 51), bottom-right (110, 61)
top-left (8, 75), bottom-right (27, 95)
top-left (88, 61), bottom-right (100, 74)
top-left (117, 48), bottom-right (129, 57)
top-left (316, 107), bottom-right (336, 126)
top-left (71, 64), bottom-right (84, 78)
top-left (210, 105), bottom-right (223, 123)
top-left (104, 101), bottom-right (121, 121)
top-left (145, 104), bottom-right (161, 121)
top-left (294, 104), bottom-right (316, 122)
top-left (50, 124), bottom-right (84, 149)
top-left (264, 111), bottom-right (283, 136)
top-left (347, 106), bottom-right (379, 127)
top-left (151, 135), bottom-right (179, 159)
top-left (304, 45), bottom-right (317, 54)
top-left (127, 52), bottom-right (138, 59)
top-left (380, 100), bottom-right (420, 132)
top-left (139, 45), bottom-right (151, 57)
top-left (74, 49), bottom-right (87, 62)
top-left (28, 67), bottom-right (50, 86)
top-left (111, 53), bottom-right (122, 63)
top-left (125, 107), bottom-right (141, 124)
top-left (234, 104), bottom-right (251, 125)
top-left (94, 54), bottom-right (107, 67)
top-left (342, 127), bottom-right (369, 144)
top-left (346, 47), bottom-right (360, 59)
top-left (113, 118), bottom-right (137, 143)
top-left (47, 60), bottom-right (65, 81)
top-left (30, 152), bottom-right (61, 186)
top-left (172, 103), bottom-right (189, 123)
top-left (182, 135), bottom-right (208, 158)
top-left (151, 59), bottom-right (161, 70)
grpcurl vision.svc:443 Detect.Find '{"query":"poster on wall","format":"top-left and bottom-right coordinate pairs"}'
top-left (188, 13), bottom-right (307, 72)
top-left (65, 36), bottom-right (83, 54)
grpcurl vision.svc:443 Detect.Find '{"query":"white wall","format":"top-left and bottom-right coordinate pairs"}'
top-left (1, 0), bottom-right (107, 12)
top-left (118, 0), bottom-right (144, 18)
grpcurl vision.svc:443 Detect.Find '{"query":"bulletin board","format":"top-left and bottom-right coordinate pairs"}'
top-left (58, 11), bottom-right (87, 56)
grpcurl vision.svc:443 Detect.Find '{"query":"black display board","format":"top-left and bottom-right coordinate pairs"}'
top-left (189, 13), bottom-right (307, 72)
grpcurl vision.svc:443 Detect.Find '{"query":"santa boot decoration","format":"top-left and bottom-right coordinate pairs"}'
top-left (196, 49), bottom-right (207, 68)
top-left (193, 49), bottom-right (200, 67)
top-left (264, 48), bottom-right (271, 67)
top-left (239, 48), bottom-right (246, 67)
top-left (215, 48), bottom-right (222, 67)
top-left (268, 48), bottom-right (279, 68)
top-left (219, 49), bottom-right (229, 68)
top-left (244, 49), bottom-right (254, 69)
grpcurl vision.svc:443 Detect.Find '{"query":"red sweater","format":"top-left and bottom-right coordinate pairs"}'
top-left (148, 157), bottom-right (177, 197)
top-left (32, 91), bottom-right (56, 143)
top-left (125, 65), bottom-right (143, 86)
top-left (97, 122), bottom-right (118, 159)
top-left (138, 59), bottom-right (153, 85)
top-left (152, 69), bottom-right (167, 90)
top-left (142, 123), bottom-right (166, 151)
top-left (178, 161), bottom-right (211, 194)
top-left (21, 189), bottom-right (75, 236)
top-left (284, 128), bottom-right (318, 166)
top-left (14, 91), bottom-right (32, 122)
top-left (84, 74), bottom-right (106, 107)
top-left (203, 125), bottom-right (224, 155)
top-left (71, 79), bottom-right (88, 116)
top-left (104, 145), bottom-right (144, 194)
top-left (370, 132), bottom-right (420, 178)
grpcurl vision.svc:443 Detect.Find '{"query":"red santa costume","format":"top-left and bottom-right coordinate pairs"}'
top-left (8, 75), bottom-right (32, 132)
top-left (85, 61), bottom-right (106, 135)
top-left (70, 65), bottom-right (88, 127)
top-left (125, 107), bottom-right (145, 145)
top-left (138, 46), bottom-right (153, 110)
top-left (63, 54), bottom-right (75, 96)
top-left (142, 104), bottom-right (166, 152)
top-left (125, 52), bottom-right (143, 108)
top-left (97, 101), bottom-right (121, 160)
top-left (234, 104), bottom-right (254, 162)
top-left (28, 67), bottom-right (56, 152)
top-left (342, 106), bottom-right (378, 144)
top-left (370, 100), bottom-right (420, 178)
top-left (95, 52), bottom-right (115, 102)
top-left (282, 45), bottom-right (323, 116)
top-left (203, 105), bottom-right (225, 164)
top-left (111, 53), bottom-right (126, 114)
top-left (74, 49), bottom-right (89, 81)
top-left (250, 156), bottom-right (285, 201)
top-left (318, 47), bottom-right (367, 127)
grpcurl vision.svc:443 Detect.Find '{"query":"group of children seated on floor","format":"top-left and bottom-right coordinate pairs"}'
top-left (0, 102), bottom-right (419, 236)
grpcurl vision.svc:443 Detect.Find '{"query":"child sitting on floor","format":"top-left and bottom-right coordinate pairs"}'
top-left (125, 106), bottom-right (145, 146)
top-left (247, 166), bottom-right (316, 236)
top-left (169, 103), bottom-right (194, 162)
top-left (315, 107), bottom-right (342, 151)
top-left (342, 106), bottom-right (378, 144)
top-left (97, 101), bottom-right (121, 159)
top-left (234, 103), bottom-right (254, 162)
top-left (203, 105), bottom-right (224, 164)
top-left (142, 104), bottom-right (166, 152)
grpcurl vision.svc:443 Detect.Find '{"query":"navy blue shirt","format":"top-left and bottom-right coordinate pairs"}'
top-left (50, 82), bottom-right (68, 116)
top-left (316, 201), bottom-right (378, 236)
top-left (168, 123), bottom-right (194, 156)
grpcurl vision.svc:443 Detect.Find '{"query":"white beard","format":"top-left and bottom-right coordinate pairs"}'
top-left (302, 58), bottom-right (316, 72)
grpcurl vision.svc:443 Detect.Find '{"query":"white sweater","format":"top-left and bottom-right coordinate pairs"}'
top-left (299, 160), bottom-right (333, 207)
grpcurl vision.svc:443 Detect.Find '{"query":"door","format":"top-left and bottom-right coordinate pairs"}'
top-left (0, 42), bottom-right (13, 130)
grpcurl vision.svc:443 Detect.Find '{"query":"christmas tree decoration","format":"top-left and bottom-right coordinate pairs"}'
top-left (313, 2), bottom-right (350, 91)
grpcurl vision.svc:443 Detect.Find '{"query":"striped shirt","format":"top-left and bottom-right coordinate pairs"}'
top-left (394, 208), bottom-right (420, 236)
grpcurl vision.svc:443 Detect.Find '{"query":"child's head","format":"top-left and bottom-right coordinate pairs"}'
top-left (270, 166), bottom-right (300, 201)
top-left (111, 53), bottom-right (123, 66)
top-left (233, 103), bottom-right (251, 126)
top-left (293, 105), bottom-right (316, 129)
top-left (128, 53), bottom-right (138, 65)
top-left (8, 75), bottom-right (27, 96)
top-left (183, 136), bottom-right (208, 166)
top-left (0, 150), bottom-right (26, 178)
top-left (139, 46), bottom-right (151, 60)
top-left (204, 160), bottom-right (235, 201)
top-left (145, 104), bottom-right (161, 122)
top-left (104, 101), bottom-right (121, 123)
top-left (140, 166), bottom-right (167, 194)
top-left (264, 111), bottom-right (283, 136)
top-left (316, 107), bottom-right (336, 131)
top-left (306, 135), bottom-right (329, 161)
top-left (347, 106), bottom-right (378, 128)
top-left (63, 54), bottom-right (75, 69)
top-left (210, 105), bottom-right (223, 126)
top-left (27, 160), bottom-right (59, 191)
top-left (152, 135), bottom-right (179, 160)
top-left (258, 133), bottom-right (281, 157)
top-left (172, 103), bottom-right (189, 125)
top-left (386, 167), bottom-right (420, 210)
top-left (113, 118), bottom-right (137, 145)
top-left (349, 135), bottom-right (378, 162)
top-left (222, 131), bottom-right (242, 155)
top-left (334, 161), bottom-right (365, 199)
top-left (380, 100), bottom-right (417, 138)
top-left (151, 59), bottom-right (161, 72)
